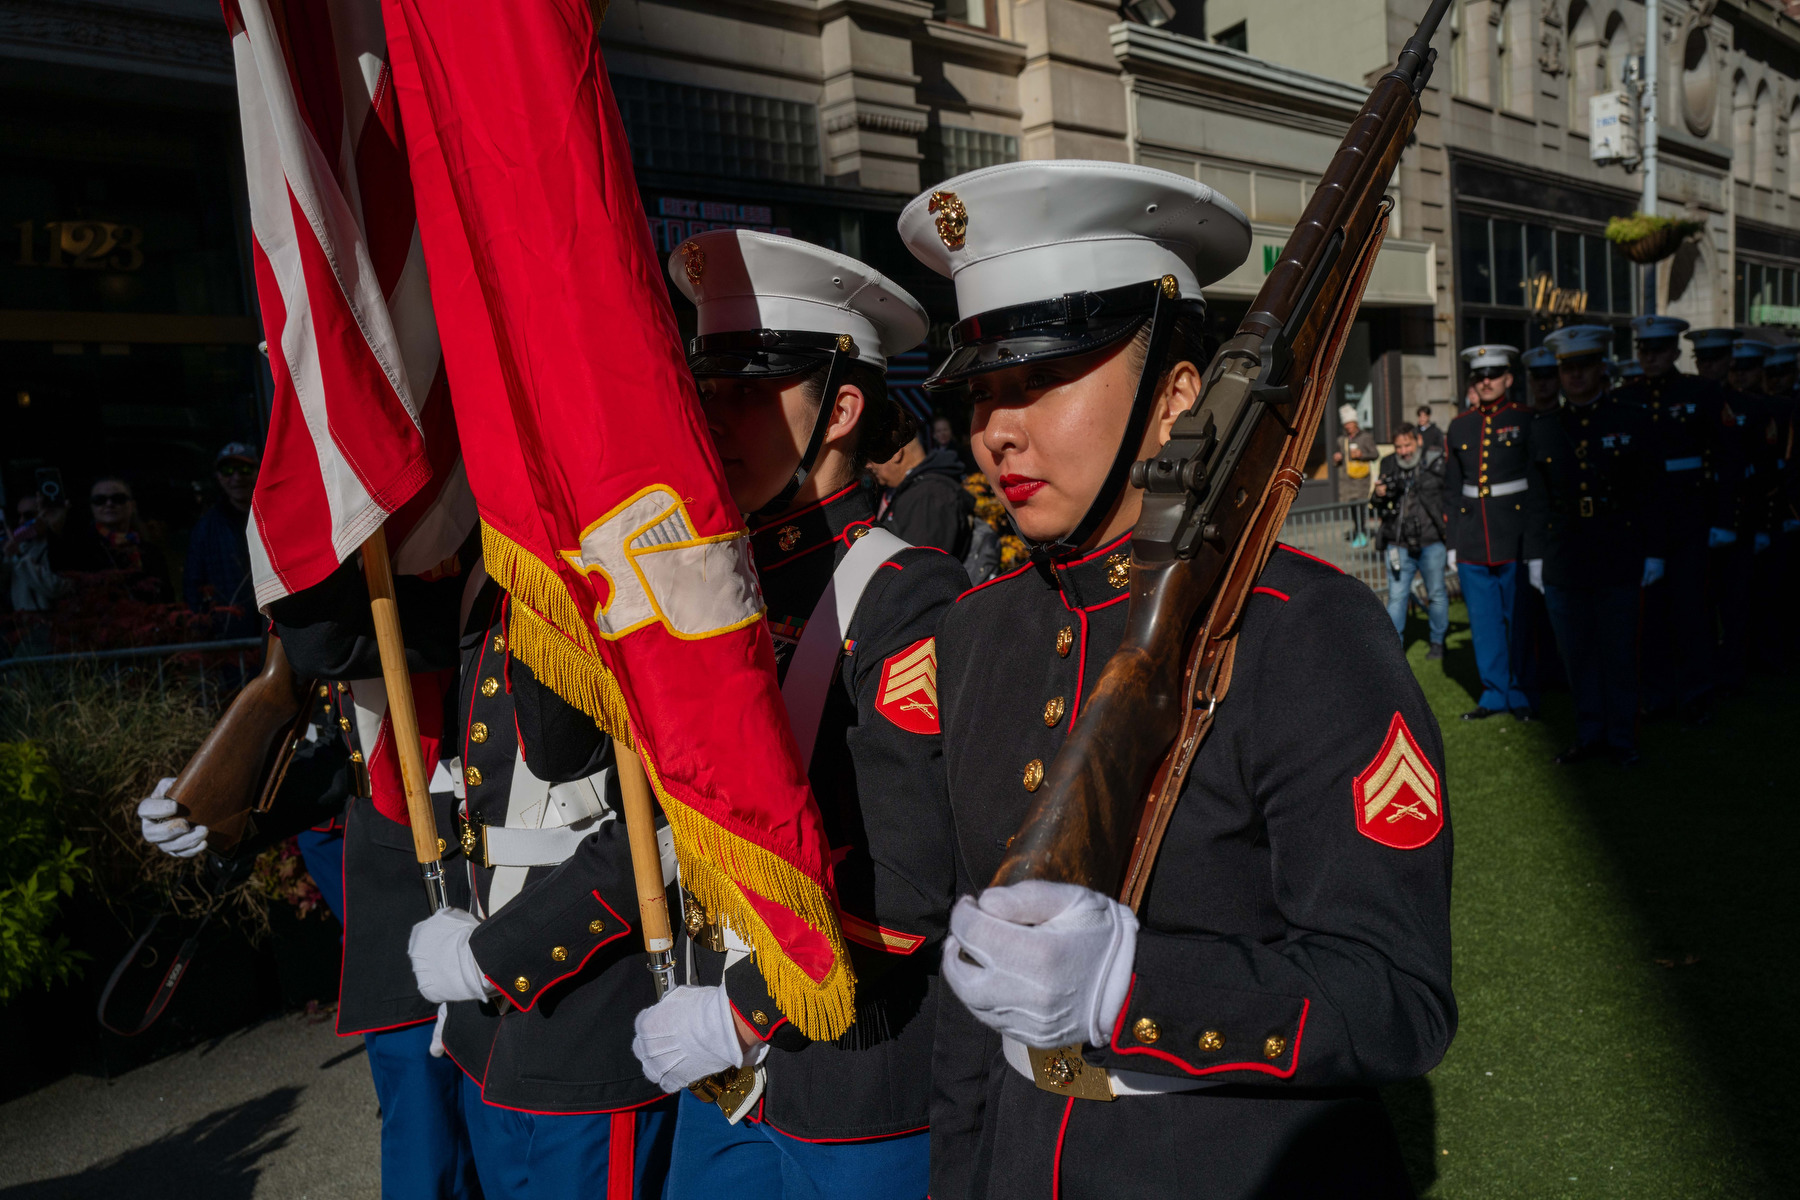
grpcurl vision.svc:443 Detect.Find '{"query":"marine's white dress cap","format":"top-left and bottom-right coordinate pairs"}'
top-left (1459, 344), bottom-right (1517, 371)
top-left (668, 229), bottom-right (927, 370)
top-left (1542, 324), bottom-right (1613, 361)
top-left (1520, 345), bottom-right (1557, 371)
top-left (1685, 327), bottom-right (1740, 352)
top-left (897, 160), bottom-right (1250, 386)
top-left (1630, 314), bottom-right (1689, 340)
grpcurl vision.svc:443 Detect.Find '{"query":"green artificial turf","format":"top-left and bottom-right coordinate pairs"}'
top-left (1381, 603), bottom-right (1797, 1198)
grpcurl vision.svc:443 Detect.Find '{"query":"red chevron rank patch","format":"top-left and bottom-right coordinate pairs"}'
top-left (1352, 712), bottom-right (1442, 849)
top-left (877, 638), bottom-right (939, 734)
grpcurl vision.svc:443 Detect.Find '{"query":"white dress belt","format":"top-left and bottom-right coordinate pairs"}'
top-left (1461, 478), bottom-right (1528, 498)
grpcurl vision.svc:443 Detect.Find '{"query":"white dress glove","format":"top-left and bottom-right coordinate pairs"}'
top-left (941, 880), bottom-right (1138, 1049)
top-left (631, 984), bottom-right (763, 1093)
top-left (1641, 557), bottom-right (1665, 587)
top-left (407, 909), bottom-right (494, 1004)
top-left (1446, 549), bottom-right (1457, 571)
top-left (137, 777), bottom-right (208, 859)
top-left (1709, 527), bottom-right (1738, 548)
top-left (1527, 559), bottom-right (1545, 593)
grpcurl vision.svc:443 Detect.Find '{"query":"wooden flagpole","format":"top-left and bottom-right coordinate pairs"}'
top-left (616, 738), bottom-right (677, 996)
top-left (360, 527), bottom-right (449, 910)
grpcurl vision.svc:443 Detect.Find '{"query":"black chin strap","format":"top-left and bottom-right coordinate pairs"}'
top-left (750, 344), bottom-right (851, 525)
top-left (1033, 284), bottom-right (1180, 564)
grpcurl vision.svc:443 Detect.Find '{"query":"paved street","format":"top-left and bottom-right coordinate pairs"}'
top-left (0, 1011), bottom-right (379, 1200)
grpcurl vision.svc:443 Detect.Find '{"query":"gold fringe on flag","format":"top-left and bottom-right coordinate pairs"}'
top-left (478, 519), bottom-right (856, 1040)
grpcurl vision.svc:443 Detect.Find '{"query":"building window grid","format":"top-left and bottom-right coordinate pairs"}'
top-left (612, 76), bottom-right (821, 184)
top-left (1736, 258), bottom-right (1800, 327)
top-left (1459, 213), bottom-right (1637, 351)
top-left (935, 126), bottom-right (1018, 180)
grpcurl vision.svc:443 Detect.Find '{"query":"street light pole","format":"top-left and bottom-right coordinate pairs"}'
top-left (1642, 0), bottom-right (1660, 315)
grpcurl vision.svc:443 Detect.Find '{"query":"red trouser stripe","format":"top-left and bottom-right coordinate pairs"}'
top-left (607, 1110), bottom-right (636, 1200)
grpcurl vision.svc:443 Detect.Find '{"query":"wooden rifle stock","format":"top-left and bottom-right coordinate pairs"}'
top-left (170, 636), bottom-right (315, 856)
top-left (992, 0), bottom-right (1451, 900)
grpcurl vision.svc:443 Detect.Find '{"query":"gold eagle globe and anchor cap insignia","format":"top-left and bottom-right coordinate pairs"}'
top-left (927, 190), bottom-right (967, 250)
top-left (680, 241), bottom-right (705, 286)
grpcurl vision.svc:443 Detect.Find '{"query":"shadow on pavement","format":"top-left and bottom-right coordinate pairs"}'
top-left (0, 1086), bottom-right (301, 1200)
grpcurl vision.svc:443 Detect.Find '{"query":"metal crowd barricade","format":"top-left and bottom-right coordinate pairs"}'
top-left (1277, 501), bottom-right (1463, 603)
top-left (0, 637), bottom-right (265, 708)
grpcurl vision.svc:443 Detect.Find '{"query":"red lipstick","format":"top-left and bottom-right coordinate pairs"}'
top-left (1000, 474), bottom-right (1045, 503)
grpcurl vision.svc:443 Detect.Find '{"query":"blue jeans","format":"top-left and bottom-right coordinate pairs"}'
top-left (363, 1022), bottom-right (481, 1200)
top-left (459, 1081), bottom-right (675, 1200)
top-left (1385, 542), bottom-right (1448, 647)
top-left (666, 1089), bottom-right (928, 1200)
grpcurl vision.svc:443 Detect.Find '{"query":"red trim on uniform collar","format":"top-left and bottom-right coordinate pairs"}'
top-left (1252, 585), bottom-right (1291, 602)
top-left (749, 481), bottom-right (862, 535)
top-left (1055, 529), bottom-right (1133, 569)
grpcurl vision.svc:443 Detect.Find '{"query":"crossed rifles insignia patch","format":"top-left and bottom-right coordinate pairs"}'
top-left (877, 638), bottom-right (939, 735)
top-left (1352, 712), bottom-right (1443, 850)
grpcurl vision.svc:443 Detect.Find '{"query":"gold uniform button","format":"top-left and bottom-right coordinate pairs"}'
top-left (466, 766), bottom-right (483, 787)
top-left (852, 525), bottom-right (871, 540)
top-left (317, 684), bottom-right (330, 698)
top-left (1056, 626), bottom-right (1074, 657)
top-left (588, 919), bottom-right (605, 934)
top-left (1022, 759), bottom-right (1045, 792)
top-left (1043, 696), bottom-right (1066, 727)
top-left (480, 676), bottom-right (500, 698)
top-left (337, 681), bottom-right (349, 693)
top-left (470, 721), bottom-right (489, 744)
top-left (338, 717), bottom-right (352, 731)
top-left (1132, 1017), bottom-right (1161, 1044)
top-left (348, 750), bottom-right (364, 764)
top-left (551, 946), bottom-right (569, 962)
top-left (1198, 1030), bottom-right (1225, 1052)
top-left (514, 976), bottom-right (530, 993)
top-left (491, 635), bottom-right (505, 653)
top-left (752, 1010), bottom-right (769, 1027)
top-left (436, 837), bottom-right (447, 855)
top-left (1263, 1035), bottom-right (1287, 1059)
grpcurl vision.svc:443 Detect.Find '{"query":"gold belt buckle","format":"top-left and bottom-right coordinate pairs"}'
top-left (690, 1063), bottom-right (763, 1123)
top-left (457, 818), bottom-right (490, 869)
top-left (1579, 496), bottom-right (1595, 518)
top-left (1027, 1044), bottom-right (1114, 1102)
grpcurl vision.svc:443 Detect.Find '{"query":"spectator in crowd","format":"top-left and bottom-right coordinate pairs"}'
top-left (931, 411), bottom-right (975, 474)
top-left (1415, 404), bottom-right (1445, 454)
top-left (1333, 404), bottom-right (1379, 546)
top-left (60, 476), bottom-right (173, 602)
top-left (185, 442), bottom-right (263, 639)
top-left (5, 490), bottom-right (72, 614)
top-left (1372, 423), bottom-right (1449, 658)
top-left (873, 430), bottom-right (976, 559)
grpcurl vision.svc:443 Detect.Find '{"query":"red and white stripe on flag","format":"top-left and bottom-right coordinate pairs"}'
top-left (223, 0), bottom-right (472, 609)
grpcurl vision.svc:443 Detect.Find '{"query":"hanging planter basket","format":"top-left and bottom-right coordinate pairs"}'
top-left (1606, 214), bottom-right (1706, 265)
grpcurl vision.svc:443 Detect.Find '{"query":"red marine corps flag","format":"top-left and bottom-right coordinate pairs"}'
top-left (379, 0), bottom-right (855, 1035)
top-left (222, 0), bottom-right (472, 607)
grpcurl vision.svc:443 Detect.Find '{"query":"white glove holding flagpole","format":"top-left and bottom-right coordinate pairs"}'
top-left (408, 909), bottom-right (495, 1004)
top-left (632, 984), bottom-right (765, 1092)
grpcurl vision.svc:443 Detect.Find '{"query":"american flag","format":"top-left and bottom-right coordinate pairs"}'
top-left (224, 0), bottom-right (472, 608)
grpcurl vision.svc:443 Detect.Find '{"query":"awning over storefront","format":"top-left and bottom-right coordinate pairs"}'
top-left (1205, 222), bottom-right (1436, 307)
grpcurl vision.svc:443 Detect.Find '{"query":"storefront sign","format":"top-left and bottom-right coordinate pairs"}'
top-left (14, 220), bottom-right (144, 271)
top-left (1751, 303), bottom-right (1800, 328)
top-left (646, 196), bottom-right (791, 253)
top-left (1526, 272), bottom-right (1586, 315)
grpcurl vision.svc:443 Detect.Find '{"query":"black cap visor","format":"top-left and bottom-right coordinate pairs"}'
top-left (688, 329), bottom-right (844, 380)
top-left (926, 278), bottom-right (1198, 391)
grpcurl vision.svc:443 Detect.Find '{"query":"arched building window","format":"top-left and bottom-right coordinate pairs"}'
top-left (1604, 13), bottom-right (1630, 92)
top-left (1568, 2), bottom-right (1602, 129)
top-left (1733, 72), bottom-right (1753, 184)
top-left (1754, 83), bottom-right (1775, 189)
